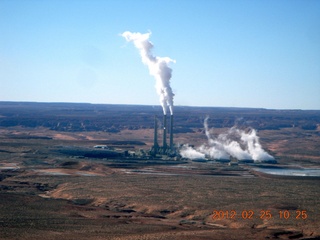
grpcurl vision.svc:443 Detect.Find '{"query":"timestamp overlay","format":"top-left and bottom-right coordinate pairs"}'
top-left (212, 210), bottom-right (308, 221)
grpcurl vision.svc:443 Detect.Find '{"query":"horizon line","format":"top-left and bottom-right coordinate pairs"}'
top-left (0, 100), bottom-right (319, 111)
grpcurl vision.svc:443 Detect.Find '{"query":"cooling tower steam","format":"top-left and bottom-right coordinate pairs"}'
top-left (180, 145), bottom-right (206, 159)
top-left (122, 31), bottom-right (175, 115)
top-left (181, 117), bottom-right (275, 162)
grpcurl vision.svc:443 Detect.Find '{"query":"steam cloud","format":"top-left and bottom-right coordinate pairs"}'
top-left (122, 31), bottom-right (175, 115)
top-left (181, 117), bottom-right (275, 162)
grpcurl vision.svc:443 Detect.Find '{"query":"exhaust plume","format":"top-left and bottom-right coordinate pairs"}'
top-left (122, 31), bottom-right (175, 115)
top-left (180, 117), bottom-right (275, 162)
top-left (180, 145), bottom-right (205, 159)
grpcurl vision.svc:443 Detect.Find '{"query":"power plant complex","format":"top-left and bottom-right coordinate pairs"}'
top-left (57, 111), bottom-right (277, 165)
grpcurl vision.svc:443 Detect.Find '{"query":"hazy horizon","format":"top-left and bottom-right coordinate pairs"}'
top-left (1, 100), bottom-right (320, 111)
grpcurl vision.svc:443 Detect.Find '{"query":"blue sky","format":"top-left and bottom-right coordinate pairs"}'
top-left (1, 0), bottom-right (319, 110)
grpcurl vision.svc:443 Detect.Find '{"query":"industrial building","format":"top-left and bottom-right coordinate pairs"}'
top-left (150, 114), bottom-right (177, 157)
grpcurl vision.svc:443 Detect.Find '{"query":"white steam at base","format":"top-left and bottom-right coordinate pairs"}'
top-left (122, 31), bottom-right (175, 115)
top-left (180, 117), bottom-right (275, 162)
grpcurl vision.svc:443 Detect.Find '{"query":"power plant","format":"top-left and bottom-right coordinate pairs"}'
top-left (123, 31), bottom-right (177, 159)
top-left (150, 114), bottom-right (177, 157)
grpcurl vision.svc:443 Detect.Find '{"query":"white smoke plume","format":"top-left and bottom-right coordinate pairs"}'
top-left (180, 145), bottom-right (205, 159)
top-left (240, 128), bottom-right (275, 161)
top-left (121, 31), bottom-right (175, 115)
top-left (180, 117), bottom-right (275, 162)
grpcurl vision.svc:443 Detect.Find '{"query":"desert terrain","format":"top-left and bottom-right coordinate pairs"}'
top-left (0, 102), bottom-right (319, 239)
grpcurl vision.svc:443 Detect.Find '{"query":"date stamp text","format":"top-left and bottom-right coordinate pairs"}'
top-left (212, 210), bottom-right (308, 220)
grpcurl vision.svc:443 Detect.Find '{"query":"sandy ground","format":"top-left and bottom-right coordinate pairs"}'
top-left (0, 127), bottom-right (319, 239)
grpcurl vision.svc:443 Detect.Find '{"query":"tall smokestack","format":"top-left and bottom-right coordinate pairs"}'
top-left (153, 115), bottom-right (158, 153)
top-left (170, 114), bottom-right (173, 150)
top-left (163, 114), bottom-right (167, 153)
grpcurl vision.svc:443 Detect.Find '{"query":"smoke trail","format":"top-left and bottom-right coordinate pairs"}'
top-left (204, 117), bottom-right (274, 161)
top-left (121, 31), bottom-right (175, 115)
top-left (202, 117), bottom-right (230, 159)
top-left (180, 117), bottom-right (275, 162)
top-left (180, 145), bottom-right (205, 159)
top-left (240, 128), bottom-right (275, 161)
